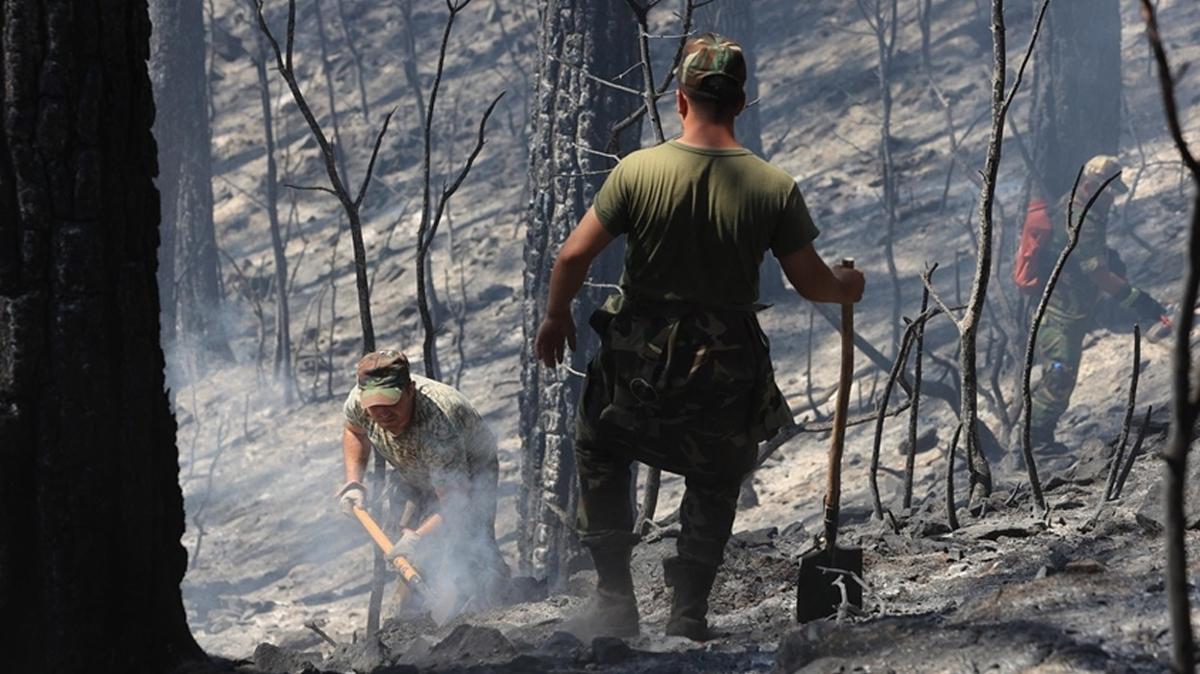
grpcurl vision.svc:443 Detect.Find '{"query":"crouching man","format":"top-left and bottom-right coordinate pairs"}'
top-left (336, 350), bottom-right (509, 611)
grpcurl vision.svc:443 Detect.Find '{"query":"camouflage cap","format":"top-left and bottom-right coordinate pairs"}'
top-left (677, 33), bottom-right (747, 103)
top-left (1082, 154), bottom-right (1128, 194)
top-left (356, 350), bottom-right (412, 408)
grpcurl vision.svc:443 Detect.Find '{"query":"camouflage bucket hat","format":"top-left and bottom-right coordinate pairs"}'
top-left (356, 350), bottom-right (412, 408)
top-left (1083, 154), bottom-right (1128, 194)
top-left (677, 32), bottom-right (747, 102)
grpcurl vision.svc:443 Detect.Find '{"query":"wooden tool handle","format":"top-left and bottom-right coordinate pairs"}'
top-left (824, 259), bottom-right (855, 548)
top-left (352, 505), bottom-right (430, 597)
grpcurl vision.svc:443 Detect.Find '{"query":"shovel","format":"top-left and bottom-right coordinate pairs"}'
top-left (351, 505), bottom-right (457, 625)
top-left (796, 259), bottom-right (864, 623)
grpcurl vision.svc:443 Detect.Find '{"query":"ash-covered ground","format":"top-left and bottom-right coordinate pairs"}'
top-left (175, 0), bottom-right (1200, 672)
top-left (177, 422), bottom-right (1200, 673)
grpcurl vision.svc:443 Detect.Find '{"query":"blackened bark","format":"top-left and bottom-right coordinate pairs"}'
top-left (1032, 0), bottom-right (1121, 200)
top-left (520, 0), bottom-right (639, 582)
top-left (692, 0), bottom-right (785, 297)
top-left (1138, 2), bottom-right (1200, 669)
top-left (150, 0), bottom-right (232, 365)
top-left (248, 19), bottom-right (295, 402)
top-left (0, 1), bottom-right (204, 670)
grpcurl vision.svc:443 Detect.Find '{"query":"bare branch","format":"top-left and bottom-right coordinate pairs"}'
top-left (607, 0), bottom-right (701, 152)
top-left (354, 107), bottom-right (398, 209)
top-left (999, 0), bottom-right (1050, 115)
top-left (870, 303), bottom-right (958, 519)
top-left (545, 54), bottom-right (645, 97)
top-left (439, 93), bottom-right (505, 204)
top-left (904, 263), bottom-right (936, 509)
top-left (1113, 405), bottom-right (1154, 499)
top-left (919, 270), bottom-right (960, 331)
top-left (624, 0), bottom-right (666, 142)
top-left (283, 183), bottom-right (338, 197)
top-left (946, 422), bottom-right (962, 530)
top-left (1104, 324), bottom-right (1143, 502)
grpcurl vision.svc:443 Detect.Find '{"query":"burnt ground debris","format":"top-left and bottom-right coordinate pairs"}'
top-left (181, 425), bottom-right (1194, 674)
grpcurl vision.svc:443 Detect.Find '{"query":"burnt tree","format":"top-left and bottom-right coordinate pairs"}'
top-left (245, 1), bottom-right (296, 401)
top-left (1, 1), bottom-right (204, 670)
top-left (150, 0), bottom-right (233, 364)
top-left (1031, 0), bottom-right (1121, 200)
top-left (692, 0), bottom-right (785, 297)
top-left (520, 0), bottom-right (639, 583)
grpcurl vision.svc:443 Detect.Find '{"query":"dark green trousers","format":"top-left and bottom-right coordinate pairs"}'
top-left (1030, 310), bottom-right (1091, 437)
top-left (575, 438), bottom-right (741, 568)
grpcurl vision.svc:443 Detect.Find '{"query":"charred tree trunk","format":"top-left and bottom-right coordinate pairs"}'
top-left (520, 0), bottom-right (639, 583)
top-left (150, 0), bottom-right (233, 366)
top-left (0, 1), bottom-right (205, 669)
top-left (1031, 0), bottom-right (1120, 200)
top-left (248, 23), bottom-right (296, 402)
top-left (692, 0), bottom-right (784, 298)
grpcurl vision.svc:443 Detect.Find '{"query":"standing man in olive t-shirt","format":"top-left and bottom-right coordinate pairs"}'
top-left (535, 33), bottom-right (864, 641)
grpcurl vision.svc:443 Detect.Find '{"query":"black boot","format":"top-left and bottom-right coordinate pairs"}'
top-left (663, 557), bottom-right (721, 641)
top-left (563, 544), bottom-right (640, 639)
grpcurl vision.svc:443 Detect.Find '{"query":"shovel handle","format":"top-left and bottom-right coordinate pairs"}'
top-left (824, 259), bottom-right (855, 548)
top-left (352, 506), bottom-right (432, 602)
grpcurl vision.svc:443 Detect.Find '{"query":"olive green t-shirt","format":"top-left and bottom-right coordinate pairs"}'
top-left (593, 140), bottom-right (820, 307)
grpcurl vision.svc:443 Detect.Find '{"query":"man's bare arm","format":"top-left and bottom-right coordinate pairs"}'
top-left (545, 207), bottom-right (615, 319)
top-left (778, 244), bottom-right (865, 304)
top-left (535, 207), bottom-right (615, 366)
top-left (342, 425), bottom-right (371, 484)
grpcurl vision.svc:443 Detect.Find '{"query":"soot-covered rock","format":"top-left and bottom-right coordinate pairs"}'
top-left (536, 631), bottom-right (585, 660)
top-left (426, 624), bottom-right (517, 666)
top-left (589, 636), bottom-right (633, 665)
top-left (250, 643), bottom-right (321, 674)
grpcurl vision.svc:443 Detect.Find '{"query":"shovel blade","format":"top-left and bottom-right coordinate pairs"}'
top-left (795, 545), bottom-right (864, 623)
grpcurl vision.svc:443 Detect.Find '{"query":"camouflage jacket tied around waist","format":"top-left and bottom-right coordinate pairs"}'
top-left (576, 294), bottom-right (792, 478)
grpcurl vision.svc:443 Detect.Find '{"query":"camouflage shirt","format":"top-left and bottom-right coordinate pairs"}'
top-left (1046, 194), bottom-right (1121, 320)
top-left (344, 375), bottom-right (496, 497)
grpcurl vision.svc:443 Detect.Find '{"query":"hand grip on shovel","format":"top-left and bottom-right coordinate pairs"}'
top-left (351, 505), bottom-right (434, 607)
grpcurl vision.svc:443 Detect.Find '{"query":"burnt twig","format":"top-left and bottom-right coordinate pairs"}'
top-left (1104, 325), bottom-right (1142, 502)
top-left (946, 422), bottom-right (962, 530)
top-left (1113, 405), bottom-right (1154, 500)
top-left (904, 263), bottom-right (936, 509)
top-left (870, 304), bottom-right (958, 519)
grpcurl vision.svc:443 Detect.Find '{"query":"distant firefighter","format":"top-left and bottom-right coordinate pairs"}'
top-left (336, 350), bottom-right (509, 612)
top-left (1021, 155), bottom-right (1172, 446)
top-left (534, 33), bottom-right (865, 641)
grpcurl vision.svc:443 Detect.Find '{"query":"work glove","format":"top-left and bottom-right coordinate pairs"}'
top-left (387, 529), bottom-right (422, 562)
top-left (1120, 287), bottom-right (1167, 325)
top-left (336, 480), bottom-right (367, 517)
